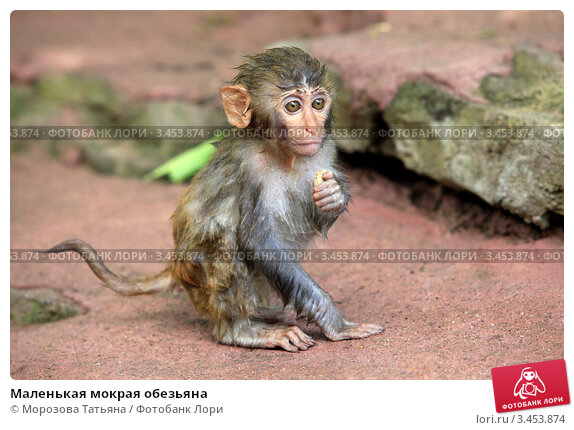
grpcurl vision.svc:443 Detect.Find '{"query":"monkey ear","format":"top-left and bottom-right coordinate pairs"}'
top-left (220, 85), bottom-right (252, 129)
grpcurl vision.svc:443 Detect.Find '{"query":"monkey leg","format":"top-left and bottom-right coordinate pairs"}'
top-left (184, 268), bottom-right (315, 352)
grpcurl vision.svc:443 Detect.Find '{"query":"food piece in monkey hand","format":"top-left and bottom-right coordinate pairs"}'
top-left (314, 169), bottom-right (329, 188)
top-left (45, 47), bottom-right (384, 352)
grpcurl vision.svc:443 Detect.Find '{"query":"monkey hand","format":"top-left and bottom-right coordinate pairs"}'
top-left (325, 320), bottom-right (385, 341)
top-left (313, 170), bottom-right (345, 213)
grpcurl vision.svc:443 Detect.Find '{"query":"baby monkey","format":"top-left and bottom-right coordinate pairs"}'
top-left (48, 47), bottom-right (383, 352)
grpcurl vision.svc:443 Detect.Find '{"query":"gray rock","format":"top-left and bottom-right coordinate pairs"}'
top-left (10, 287), bottom-right (83, 325)
top-left (383, 46), bottom-right (563, 228)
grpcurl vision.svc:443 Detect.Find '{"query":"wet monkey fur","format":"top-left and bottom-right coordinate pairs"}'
top-left (47, 47), bottom-right (383, 351)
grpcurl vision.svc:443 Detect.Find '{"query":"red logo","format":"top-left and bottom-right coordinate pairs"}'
top-left (491, 359), bottom-right (570, 413)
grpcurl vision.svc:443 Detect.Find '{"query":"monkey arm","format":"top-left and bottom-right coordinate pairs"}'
top-left (242, 226), bottom-right (382, 341)
top-left (244, 228), bottom-right (348, 336)
top-left (238, 186), bottom-right (348, 335)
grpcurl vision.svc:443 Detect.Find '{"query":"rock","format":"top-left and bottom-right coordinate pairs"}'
top-left (11, 73), bottom-right (227, 177)
top-left (75, 99), bottom-right (226, 177)
top-left (307, 11), bottom-right (563, 227)
top-left (383, 46), bottom-right (563, 228)
top-left (36, 73), bottom-right (126, 119)
top-left (309, 11), bottom-right (563, 111)
top-left (10, 287), bottom-right (83, 325)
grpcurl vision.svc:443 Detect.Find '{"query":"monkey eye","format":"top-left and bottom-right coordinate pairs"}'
top-left (312, 98), bottom-right (325, 110)
top-left (284, 100), bottom-right (302, 113)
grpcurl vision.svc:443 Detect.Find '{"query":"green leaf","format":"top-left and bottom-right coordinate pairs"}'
top-left (143, 136), bottom-right (221, 183)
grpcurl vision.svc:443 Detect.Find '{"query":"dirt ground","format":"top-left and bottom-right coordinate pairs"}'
top-left (10, 148), bottom-right (563, 379)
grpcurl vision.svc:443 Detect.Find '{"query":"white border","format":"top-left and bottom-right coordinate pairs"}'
top-left (4, 2), bottom-right (571, 428)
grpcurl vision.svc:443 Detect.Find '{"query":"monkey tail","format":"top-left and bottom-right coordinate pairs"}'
top-left (44, 239), bottom-right (175, 296)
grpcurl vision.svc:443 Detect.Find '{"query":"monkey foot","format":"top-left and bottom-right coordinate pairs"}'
top-left (218, 320), bottom-right (315, 352)
top-left (326, 322), bottom-right (384, 341)
top-left (263, 325), bottom-right (316, 352)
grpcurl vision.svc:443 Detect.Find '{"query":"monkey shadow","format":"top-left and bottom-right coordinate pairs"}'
top-left (110, 289), bottom-right (211, 335)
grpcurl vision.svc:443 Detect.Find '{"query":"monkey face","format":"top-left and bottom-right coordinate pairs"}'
top-left (278, 88), bottom-right (332, 157)
top-left (221, 47), bottom-right (336, 160)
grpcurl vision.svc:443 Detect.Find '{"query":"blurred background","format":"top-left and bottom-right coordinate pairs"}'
top-left (11, 10), bottom-right (563, 228)
top-left (10, 11), bottom-right (565, 380)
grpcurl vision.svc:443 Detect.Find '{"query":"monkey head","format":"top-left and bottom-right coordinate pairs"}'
top-left (220, 47), bottom-right (335, 157)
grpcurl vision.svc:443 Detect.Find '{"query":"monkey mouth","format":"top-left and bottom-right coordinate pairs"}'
top-left (293, 137), bottom-right (323, 146)
top-left (292, 139), bottom-right (322, 156)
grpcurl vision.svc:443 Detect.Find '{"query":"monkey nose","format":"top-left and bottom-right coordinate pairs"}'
top-left (304, 125), bottom-right (320, 136)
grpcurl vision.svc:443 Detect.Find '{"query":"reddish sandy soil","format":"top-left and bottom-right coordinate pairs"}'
top-left (10, 148), bottom-right (563, 380)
